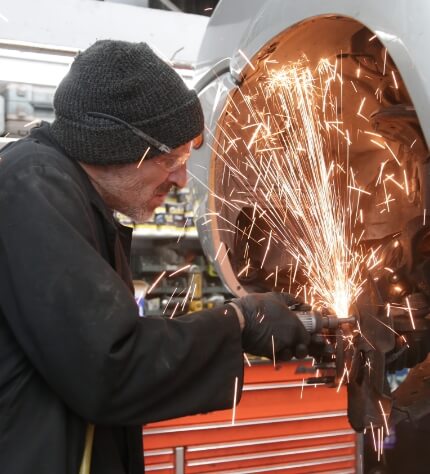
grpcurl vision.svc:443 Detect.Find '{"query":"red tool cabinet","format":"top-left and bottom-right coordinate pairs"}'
top-left (143, 360), bottom-right (359, 473)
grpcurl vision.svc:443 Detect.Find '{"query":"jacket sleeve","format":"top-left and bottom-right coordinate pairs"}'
top-left (0, 163), bottom-right (244, 425)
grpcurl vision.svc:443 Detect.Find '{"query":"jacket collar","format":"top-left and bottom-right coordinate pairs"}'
top-left (29, 122), bottom-right (133, 254)
top-left (30, 123), bottom-right (116, 223)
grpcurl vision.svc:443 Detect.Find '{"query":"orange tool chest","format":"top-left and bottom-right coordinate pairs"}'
top-left (143, 360), bottom-right (359, 473)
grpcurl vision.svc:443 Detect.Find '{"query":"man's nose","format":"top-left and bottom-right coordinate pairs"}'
top-left (169, 163), bottom-right (188, 188)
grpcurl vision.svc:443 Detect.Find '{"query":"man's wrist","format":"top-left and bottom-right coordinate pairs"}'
top-left (228, 302), bottom-right (245, 332)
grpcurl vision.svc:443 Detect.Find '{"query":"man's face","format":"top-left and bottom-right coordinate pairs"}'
top-left (82, 142), bottom-right (192, 223)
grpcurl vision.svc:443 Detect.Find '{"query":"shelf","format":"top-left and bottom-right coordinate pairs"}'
top-left (144, 309), bottom-right (167, 317)
top-left (132, 227), bottom-right (199, 239)
top-left (0, 136), bottom-right (17, 149)
top-left (144, 309), bottom-right (186, 317)
top-left (203, 286), bottom-right (231, 294)
top-left (139, 264), bottom-right (183, 273)
top-left (146, 286), bottom-right (230, 296)
top-left (138, 266), bottom-right (227, 278)
top-left (146, 287), bottom-right (183, 296)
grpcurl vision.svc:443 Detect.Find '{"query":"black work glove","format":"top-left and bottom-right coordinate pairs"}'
top-left (230, 292), bottom-right (310, 361)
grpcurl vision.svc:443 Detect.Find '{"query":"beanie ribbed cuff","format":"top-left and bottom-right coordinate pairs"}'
top-left (50, 91), bottom-right (203, 164)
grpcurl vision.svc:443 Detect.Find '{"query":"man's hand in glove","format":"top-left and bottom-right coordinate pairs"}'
top-left (229, 292), bottom-right (310, 361)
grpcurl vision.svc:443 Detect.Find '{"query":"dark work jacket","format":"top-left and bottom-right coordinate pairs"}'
top-left (0, 123), bottom-right (244, 473)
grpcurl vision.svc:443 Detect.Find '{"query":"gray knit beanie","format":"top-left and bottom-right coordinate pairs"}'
top-left (50, 40), bottom-right (204, 164)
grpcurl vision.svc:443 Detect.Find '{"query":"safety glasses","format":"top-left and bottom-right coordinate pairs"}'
top-left (150, 146), bottom-right (192, 172)
top-left (87, 111), bottom-right (197, 172)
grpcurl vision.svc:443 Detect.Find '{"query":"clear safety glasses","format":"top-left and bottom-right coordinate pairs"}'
top-left (87, 111), bottom-right (197, 172)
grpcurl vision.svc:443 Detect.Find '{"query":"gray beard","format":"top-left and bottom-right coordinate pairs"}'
top-left (121, 205), bottom-right (153, 224)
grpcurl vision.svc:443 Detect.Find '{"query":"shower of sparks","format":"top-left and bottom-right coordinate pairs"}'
top-left (357, 97), bottom-right (366, 116)
top-left (370, 421), bottom-right (377, 452)
top-left (168, 264), bottom-right (191, 277)
top-left (177, 217), bottom-right (191, 243)
top-left (190, 282), bottom-right (197, 302)
top-left (261, 229), bottom-right (272, 269)
top-left (231, 376), bottom-right (239, 425)
top-left (384, 142), bottom-right (400, 166)
top-left (378, 399), bottom-right (390, 435)
top-left (163, 288), bottom-right (177, 314)
top-left (169, 302), bottom-right (180, 319)
top-left (181, 279), bottom-right (193, 310)
top-left (214, 242), bottom-right (224, 261)
top-left (174, 50), bottom-right (424, 405)
top-left (391, 71), bottom-right (399, 89)
top-left (238, 49), bottom-right (256, 71)
top-left (24, 119), bottom-right (41, 128)
top-left (365, 357), bottom-right (372, 376)
top-left (405, 296), bottom-right (416, 330)
top-left (147, 271), bottom-right (166, 294)
top-left (201, 57), bottom-right (386, 318)
top-left (198, 49), bottom-right (424, 333)
top-left (400, 335), bottom-right (409, 347)
top-left (237, 262), bottom-right (250, 277)
top-left (370, 139), bottom-right (386, 150)
top-left (137, 147), bottom-right (150, 168)
top-left (377, 427), bottom-right (383, 461)
top-left (336, 365), bottom-right (349, 393)
top-left (403, 170), bottom-right (410, 195)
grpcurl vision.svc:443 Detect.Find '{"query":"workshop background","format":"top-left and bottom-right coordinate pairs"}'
top-left (1, 1), bottom-right (429, 473)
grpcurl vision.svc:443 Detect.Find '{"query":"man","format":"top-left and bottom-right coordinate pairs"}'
top-left (0, 40), bottom-right (310, 473)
